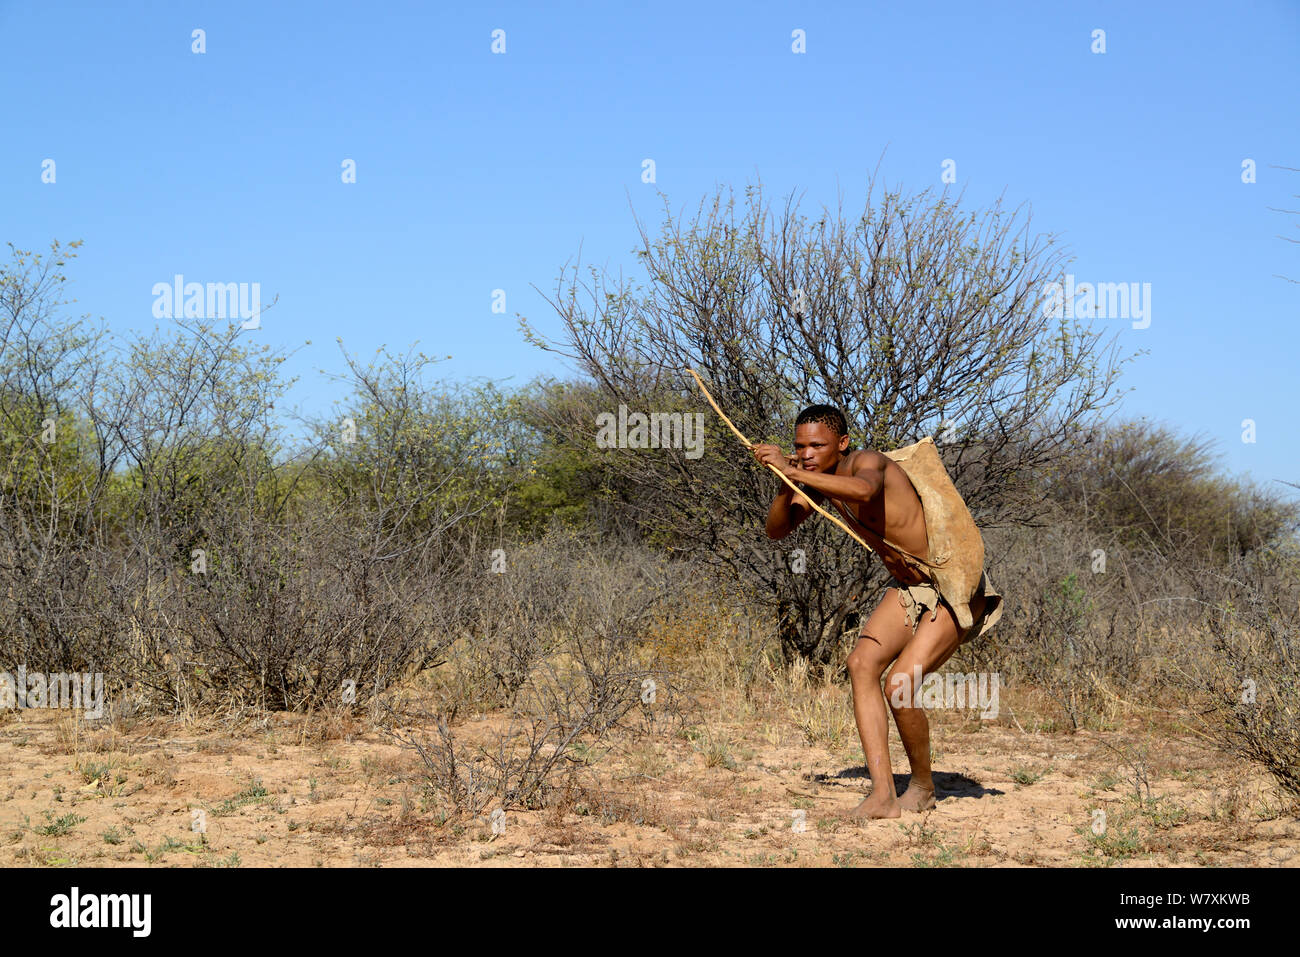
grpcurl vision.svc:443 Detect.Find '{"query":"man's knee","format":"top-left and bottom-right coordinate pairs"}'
top-left (883, 663), bottom-right (922, 708)
top-left (846, 640), bottom-right (890, 682)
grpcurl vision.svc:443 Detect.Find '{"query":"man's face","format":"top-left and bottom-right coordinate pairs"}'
top-left (793, 422), bottom-right (849, 473)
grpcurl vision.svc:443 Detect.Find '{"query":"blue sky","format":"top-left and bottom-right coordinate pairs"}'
top-left (2, 0), bottom-right (1297, 494)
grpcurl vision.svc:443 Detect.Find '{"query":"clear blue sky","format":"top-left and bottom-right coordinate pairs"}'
top-left (3, 1), bottom-right (1297, 494)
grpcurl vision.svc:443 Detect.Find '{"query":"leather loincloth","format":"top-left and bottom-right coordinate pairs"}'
top-left (897, 570), bottom-right (1003, 644)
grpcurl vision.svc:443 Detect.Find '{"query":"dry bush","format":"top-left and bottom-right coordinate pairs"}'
top-left (392, 531), bottom-right (693, 814)
top-left (125, 501), bottom-right (472, 712)
top-left (974, 474), bottom-right (1300, 800)
top-left (446, 528), bottom-right (591, 711)
top-left (641, 570), bottom-right (774, 716)
top-left (1047, 417), bottom-right (1300, 564)
top-left (93, 326), bottom-right (484, 713)
top-left (968, 519), bottom-right (1144, 730)
top-left (765, 653), bottom-right (854, 751)
top-left (0, 249), bottom-right (501, 714)
top-left (1178, 546), bottom-right (1300, 802)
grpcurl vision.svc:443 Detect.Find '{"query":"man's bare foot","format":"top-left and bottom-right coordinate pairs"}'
top-left (842, 792), bottom-right (901, 819)
top-left (899, 780), bottom-right (936, 812)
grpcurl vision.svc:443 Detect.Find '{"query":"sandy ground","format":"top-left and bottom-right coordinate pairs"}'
top-left (2, 696), bottom-right (1297, 868)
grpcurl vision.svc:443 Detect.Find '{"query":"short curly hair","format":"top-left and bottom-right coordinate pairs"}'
top-left (795, 404), bottom-right (849, 438)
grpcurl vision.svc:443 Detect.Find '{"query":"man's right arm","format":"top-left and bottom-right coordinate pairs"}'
top-left (751, 442), bottom-right (822, 539)
top-left (766, 482), bottom-right (819, 539)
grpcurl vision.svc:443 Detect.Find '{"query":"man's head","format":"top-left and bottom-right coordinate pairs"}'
top-left (793, 404), bottom-right (852, 473)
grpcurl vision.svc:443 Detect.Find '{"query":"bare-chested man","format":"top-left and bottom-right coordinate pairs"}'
top-left (754, 404), bottom-right (991, 819)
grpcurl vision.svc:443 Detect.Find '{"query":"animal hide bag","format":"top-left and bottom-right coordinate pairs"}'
top-left (880, 436), bottom-right (998, 633)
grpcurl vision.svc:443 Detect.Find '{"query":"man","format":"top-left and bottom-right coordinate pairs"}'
top-left (754, 404), bottom-right (1001, 818)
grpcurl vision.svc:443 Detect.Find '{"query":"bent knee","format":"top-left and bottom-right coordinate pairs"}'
top-left (883, 665), bottom-right (922, 707)
top-left (846, 641), bottom-right (890, 682)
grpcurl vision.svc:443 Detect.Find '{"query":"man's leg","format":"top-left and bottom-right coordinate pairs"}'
top-left (843, 588), bottom-right (917, 819)
top-left (886, 590), bottom-right (988, 811)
